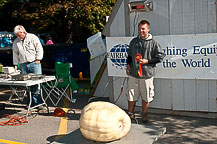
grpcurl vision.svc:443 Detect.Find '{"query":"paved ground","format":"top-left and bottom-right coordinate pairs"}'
top-left (150, 113), bottom-right (217, 144)
top-left (52, 123), bottom-right (166, 144)
top-left (0, 86), bottom-right (217, 144)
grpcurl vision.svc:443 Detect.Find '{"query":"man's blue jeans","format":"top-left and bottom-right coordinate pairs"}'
top-left (20, 62), bottom-right (43, 106)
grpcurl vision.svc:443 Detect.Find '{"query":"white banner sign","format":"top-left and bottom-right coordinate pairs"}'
top-left (87, 32), bottom-right (106, 59)
top-left (106, 33), bottom-right (217, 79)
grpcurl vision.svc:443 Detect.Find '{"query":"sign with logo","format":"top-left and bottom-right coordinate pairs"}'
top-left (106, 33), bottom-right (217, 79)
top-left (107, 37), bottom-right (132, 77)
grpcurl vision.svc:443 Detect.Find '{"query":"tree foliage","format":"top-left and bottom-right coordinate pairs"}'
top-left (0, 0), bottom-right (116, 43)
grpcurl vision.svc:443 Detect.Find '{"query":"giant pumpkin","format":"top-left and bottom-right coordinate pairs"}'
top-left (79, 101), bottom-right (131, 142)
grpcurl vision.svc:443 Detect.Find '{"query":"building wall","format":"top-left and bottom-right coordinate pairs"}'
top-left (90, 54), bottom-right (110, 98)
top-left (107, 0), bottom-right (217, 112)
top-left (110, 1), bottom-right (126, 36)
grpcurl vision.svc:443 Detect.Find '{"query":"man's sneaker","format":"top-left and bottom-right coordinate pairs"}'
top-left (128, 112), bottom-right (138, 124)
top-left (128, 112), bottom-right (135, 119)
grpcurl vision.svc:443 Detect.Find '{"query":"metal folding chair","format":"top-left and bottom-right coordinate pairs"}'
top-left (43, 62), bottom-right (78, 106)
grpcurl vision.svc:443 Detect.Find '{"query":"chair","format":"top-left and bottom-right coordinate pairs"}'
top-left (43, 62), bottom-right (78, 106)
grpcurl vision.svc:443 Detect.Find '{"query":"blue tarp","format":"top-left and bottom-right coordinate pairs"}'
top-left (0, 43), bottom-right (90, 78)
top-left (42, 43), bottom-right (90, 78)
top-left (0, 32), bottom-right (15, 48)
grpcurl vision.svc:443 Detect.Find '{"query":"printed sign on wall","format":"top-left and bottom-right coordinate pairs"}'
top-left (106, 33), bottom-right (217, 79)
top-left (87, 32), bottom-right (106, 59)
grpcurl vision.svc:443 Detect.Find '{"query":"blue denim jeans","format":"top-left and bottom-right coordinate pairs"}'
top-left (20, 62), bottom-right (43, 106)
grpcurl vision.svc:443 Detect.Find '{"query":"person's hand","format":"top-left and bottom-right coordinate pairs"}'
top-left (14, 65), bottom-right (18, 71)
top-left (139, 59), bottom-right (148, 64)
top-left (126, 65), bottom-right (131, 75)
top-left (35, 60), bottom-right (40, 64)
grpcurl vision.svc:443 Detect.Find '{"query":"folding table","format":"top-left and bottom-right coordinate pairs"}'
top-left (0, 76), bottom-right (55, 120)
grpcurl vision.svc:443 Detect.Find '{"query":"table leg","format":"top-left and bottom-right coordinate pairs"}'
top-left (40, 85), bottom-right (49, 114)
top-left (9, 86), bottom-right (26, 102)
top-left (25, 85), bottom-right (49, 119)
top-left (25, 86), bottom-right (32, 120)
